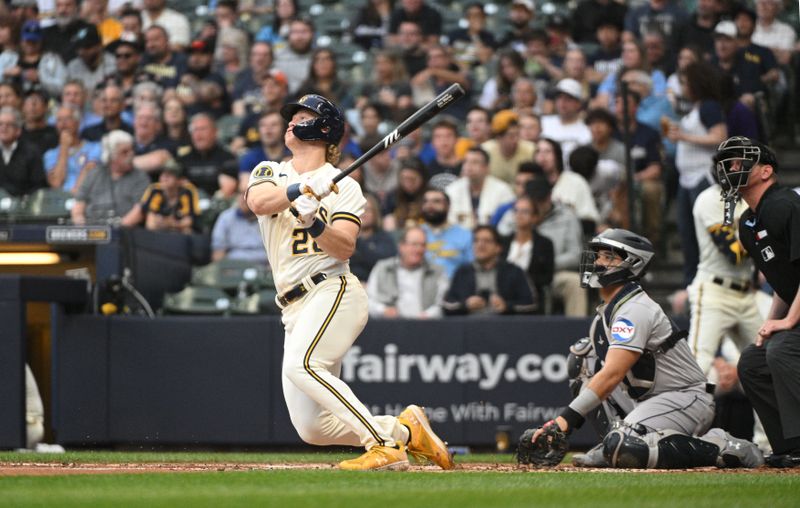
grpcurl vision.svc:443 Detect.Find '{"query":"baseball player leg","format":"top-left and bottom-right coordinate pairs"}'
top-left (25, 364), bottom-right (44, 449)
top-left (687, 282), bottom-right (731, 376)
top-left (699, 428), bottom-right (764, 467)
top-left (602, 389), bottom-right (718, 468)
top-left (282, 275), bottom-right (402, 450)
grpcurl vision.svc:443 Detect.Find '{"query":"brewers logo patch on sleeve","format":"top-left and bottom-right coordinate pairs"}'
top-left (610, 318), bottom-right (636, 344)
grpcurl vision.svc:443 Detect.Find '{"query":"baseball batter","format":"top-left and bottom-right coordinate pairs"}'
top-left (245, 94), bottom-right (453, 471)
top-left (522, 229), bottom-right (763, 469)
top-left (689, 183), bottom-right (761, 375)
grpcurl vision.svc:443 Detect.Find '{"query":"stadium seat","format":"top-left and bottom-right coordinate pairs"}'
top-left (191, 258), bottom-right (274, 292)
top-left (161, 286), bottom-right (231, 315)
top-left (17, 188), bottom-right (73, 222)
top-left (229, 288), bottom-right (280, 315)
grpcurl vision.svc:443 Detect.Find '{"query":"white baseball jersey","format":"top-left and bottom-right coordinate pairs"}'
top-left (247, 160), bottom-right (366, 294)
top-left (692, 184), bottom-right (753, 282)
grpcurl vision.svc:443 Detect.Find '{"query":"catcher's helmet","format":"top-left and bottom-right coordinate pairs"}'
top-left (714, 136), bottom-right (778, 200)
top-left (280, 94), bottom-right (345, 145)
top-left (580, 228), bottom-right (654, 289)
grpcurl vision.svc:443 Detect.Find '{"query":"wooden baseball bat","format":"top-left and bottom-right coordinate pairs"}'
top-left (293, 83), bottom-right (466, 213)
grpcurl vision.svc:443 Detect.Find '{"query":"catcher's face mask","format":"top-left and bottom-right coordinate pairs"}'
top-left (580, 248), bottom-right (629, 289)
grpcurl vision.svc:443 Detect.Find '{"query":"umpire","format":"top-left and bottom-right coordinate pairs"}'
top-left (715, 136), bottom-right (800, 468)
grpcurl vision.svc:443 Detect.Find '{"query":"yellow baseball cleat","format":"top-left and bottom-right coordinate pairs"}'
top-left (399, 405), bottom-right (455, 470)
top-left (338, 445), bottom-right (409, 471)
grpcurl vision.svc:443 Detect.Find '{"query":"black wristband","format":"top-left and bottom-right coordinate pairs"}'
top-left (286, 183), bottom-right (302, 201)
top-left (308, 219), bottom-right (326, 238)
top-left (558, 407), bottom-right (585, 433)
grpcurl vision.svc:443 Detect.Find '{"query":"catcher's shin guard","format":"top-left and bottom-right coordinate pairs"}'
top-left (603, 426), bottom-right (719, 469)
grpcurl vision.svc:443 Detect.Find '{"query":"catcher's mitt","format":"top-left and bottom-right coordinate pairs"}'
top-left (516, 423), bottom-right (569, 466)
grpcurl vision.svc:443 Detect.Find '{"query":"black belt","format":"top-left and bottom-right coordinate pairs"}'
top-left (711, 276), bottom-right (750, 292)
top-left (278, 273), bottom-right (327, 307)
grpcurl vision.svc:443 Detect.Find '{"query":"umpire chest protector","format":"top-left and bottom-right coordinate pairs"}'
top-left (590, 283), bottom-right (689, 400)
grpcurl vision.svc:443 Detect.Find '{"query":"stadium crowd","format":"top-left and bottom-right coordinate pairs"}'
top-left (0, 0), bottom-right (796, 318)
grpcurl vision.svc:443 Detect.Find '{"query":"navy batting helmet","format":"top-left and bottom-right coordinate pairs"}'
top-left (580, 228), bottom-right (654, 288)
top-left (280, 94), bottom-right (345, 145)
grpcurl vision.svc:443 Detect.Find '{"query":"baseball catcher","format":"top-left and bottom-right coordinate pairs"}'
top-left (518, 229), bottom-right (764, 469)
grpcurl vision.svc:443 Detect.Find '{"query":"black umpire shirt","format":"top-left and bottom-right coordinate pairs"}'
top-left (739, 183), bottom-right (800, 304)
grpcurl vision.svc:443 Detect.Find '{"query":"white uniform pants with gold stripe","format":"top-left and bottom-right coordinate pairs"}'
top-left (687, 280), bottom-right (761, 376)
top-left (281, 273), bottom-right (405, 449)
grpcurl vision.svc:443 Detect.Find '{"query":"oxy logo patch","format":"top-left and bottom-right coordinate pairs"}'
top-left (610, 318), bottom-right (635, 343)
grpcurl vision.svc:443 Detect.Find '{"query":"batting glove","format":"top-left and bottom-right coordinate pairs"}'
top-left (301, 173), bottom-right (338, 200)
top-left (293, 194), bottom-right (319, 228)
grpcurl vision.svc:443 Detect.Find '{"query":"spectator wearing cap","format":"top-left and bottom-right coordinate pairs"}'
top-left (498, 0), bottom-right (536, 53)
top-left (80, 84), bottom-right (133, 142)
top-left (44, 104), bottom-right (102, 193)
top-left (0, 105), bottom-right (46, 197)
top-left (231, 42), bottom-right (273, 117)
top-left (752, 0), bottom-right (796, 66)
top-left (141, 25), bottom-right (187, 90)
top-left (540, 78), bottom-right (592, 168)
top-left (711, 20), bottom-right (777, 108)
top-left (273, 18), bottom-right (315, 95)
top-left (181, 37), bottom-right (230, 118)
top-left (40, 0), bottom-right (93, 63)
top-left (176, 113), bottom-right (237, 198)
top-left (105, 35), bottom-right (147, 108)
top-left (211, 180), bottom-right (268, 263)
top-left (675, 0), bottom-right (719, 58)
top-left (586, 20), bottom-right (624, 84)
top-left (66, 26), bottom-right (117, 94)
top-left (237, 110), bottom-right (290, 184)
top-left (8, 20), bottom-right (67, 98)
top-left (445, 146), bottom-right (514, 231)
top-left (125, 162), bottom-right (199, 233)
top-left (526, 175), bottom-right (586, 316)
top-left (446, 3), bottom-right (497, 71)
top-left (623, 0), bottom-right (689, 52)
top-left (571, 0), bottom-right (627, 44)
top-left (231, 69), bottom-right (289, 152)
top-left (382, 157), bottom-right (428, 231)
top-left (81, 0), bottom-right (123, 46)
top-left (131, 101), bottom-right (175, 178)
top-left (388, 0), bottom-right (443, 48)
top-left (21, 89), bottom-right (58, 154)
top-left (480, 109), bottom-right (535, 185)
top-left (141, 0), bottom-right (190, 50)
top-left (545, 14), bottom-right (573, 62)
top-left (543, 49), bottom-right (594, 112)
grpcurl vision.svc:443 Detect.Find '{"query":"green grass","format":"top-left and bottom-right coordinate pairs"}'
top-left (0, 450), bottom-right (515, 464)
top-left (0, 451), bottom-right (798, 508)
